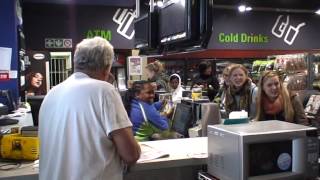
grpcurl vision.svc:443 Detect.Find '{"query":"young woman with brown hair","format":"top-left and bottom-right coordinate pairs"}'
top-left (224, 64), bottom-right (257, 119)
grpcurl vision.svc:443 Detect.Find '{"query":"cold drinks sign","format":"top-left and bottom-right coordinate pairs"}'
top-left (209, 9), bottom-right (319, 50)
top-left (218, 33), bottom-right (269, 43)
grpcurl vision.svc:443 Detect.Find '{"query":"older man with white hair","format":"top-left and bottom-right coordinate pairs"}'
top-left (39, 37), bottom-right (140, 180)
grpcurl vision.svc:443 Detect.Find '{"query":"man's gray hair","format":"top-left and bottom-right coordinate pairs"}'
top-left (74, 36), bottom-right (114, 71)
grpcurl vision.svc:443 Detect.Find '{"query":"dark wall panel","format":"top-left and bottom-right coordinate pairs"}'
top-left (0, 0), bottom-right (19, 102)
top-left (23, 3), bottom-right (135, 50)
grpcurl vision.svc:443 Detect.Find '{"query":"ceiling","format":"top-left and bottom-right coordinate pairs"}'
top-left (212, 0), bottom-right (320, 11)
top-left (22, 0), bottom-right (320, 11)
top-left (23, 0), bottom-right (135, 7)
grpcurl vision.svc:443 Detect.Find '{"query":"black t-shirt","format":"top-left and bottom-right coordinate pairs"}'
top-left (191, 75), bottom-right (220, 101)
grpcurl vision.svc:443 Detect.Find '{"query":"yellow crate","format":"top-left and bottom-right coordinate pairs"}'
top-left (1, 133), bottom-right (39, 160)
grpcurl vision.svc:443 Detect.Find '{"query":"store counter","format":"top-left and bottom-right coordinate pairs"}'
top-left (0, 110), bottom-right (34, 131)
top-left (125, 137), bottom-right (207, 180)
top-left (0, 137), bottom-right (208, 180)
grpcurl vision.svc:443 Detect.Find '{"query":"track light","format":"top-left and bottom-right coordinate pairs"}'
top-left (316, 9), bottom-right (320, 15)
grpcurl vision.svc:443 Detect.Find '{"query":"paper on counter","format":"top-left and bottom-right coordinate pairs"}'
top-left (0, 47), bottom-right (12, 70)
top-left (138, 144), bottom-right (169, 162)
top-left (187, 152), bottom-right (208, 159)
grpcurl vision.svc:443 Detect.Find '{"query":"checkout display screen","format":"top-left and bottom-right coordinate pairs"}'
top-left (172, 103), bottom-right (192, 136)
top-left (249, 140), bottom-right (292, 176)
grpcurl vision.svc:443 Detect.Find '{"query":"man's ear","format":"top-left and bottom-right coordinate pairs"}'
top-left (103, 65), bottom-right (112, 81)
top-left (107, 73), bottom-right (115, 84)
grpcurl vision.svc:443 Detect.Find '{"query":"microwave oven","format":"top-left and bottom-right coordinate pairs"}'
top-left (207, 120), bottom-right (319, 180)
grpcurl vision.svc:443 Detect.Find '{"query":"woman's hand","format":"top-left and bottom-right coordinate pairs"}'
top-left (193, 84), bottom-right (204, 88)
top-left (160, 107), bottom-right (174, 119)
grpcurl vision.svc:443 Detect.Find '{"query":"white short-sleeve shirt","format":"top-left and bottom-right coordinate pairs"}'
top-left (39, 72), bottom-right (132, 180)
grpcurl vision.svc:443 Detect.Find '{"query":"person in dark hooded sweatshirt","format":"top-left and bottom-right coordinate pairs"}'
top-left (191, 61), bottom-right (220, 101)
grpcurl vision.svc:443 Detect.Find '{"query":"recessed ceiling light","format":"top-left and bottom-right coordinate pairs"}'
top-left (316, 9), bottom-right (320, 15)
top-left (238, 5), bottom-right (246, 12)
top-left (245, 6), bottom-right (252, 11)
top-left (156, 1), bottom-right (163, 7)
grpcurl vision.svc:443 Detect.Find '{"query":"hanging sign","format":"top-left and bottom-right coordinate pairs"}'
top-left (128, 56), bottom-right (142, 76)
top-left (208, 9), bottom-right (320, 50)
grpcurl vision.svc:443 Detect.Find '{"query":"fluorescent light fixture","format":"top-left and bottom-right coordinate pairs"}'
top-left (316, 9), bottom-right (320, 15)
top-left (245, 6), bottom-right (252, 11)
top-left (238, 5), bottom-right (246, 12)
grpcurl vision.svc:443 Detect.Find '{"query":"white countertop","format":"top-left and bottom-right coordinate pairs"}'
top-left (0, 137), bottom-right (208, 179)
top-left (0, 109), bottom-right (34, 132)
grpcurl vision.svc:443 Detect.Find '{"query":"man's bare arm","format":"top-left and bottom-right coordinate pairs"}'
top-left (111, 127), bottom-right (141, 165)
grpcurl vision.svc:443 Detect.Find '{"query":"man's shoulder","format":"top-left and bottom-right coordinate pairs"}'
top-left (92, 79), bottom-right (115, 89)
top-left (76, 77), bottom-right (116, 93)
top-left (47, 77), bottom-right (117, 100)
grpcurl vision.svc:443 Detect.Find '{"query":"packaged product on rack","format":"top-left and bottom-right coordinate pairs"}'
top-left (305, 95), bottom-right (320, 115)
top-left (284, 72), bottom-right (307, 91)
top-left (251, 60), bottom-right (275, 83)
top-left (274, 54), bottom-right (306, 72)
top-left (274, 57), bottom-right (286, 71)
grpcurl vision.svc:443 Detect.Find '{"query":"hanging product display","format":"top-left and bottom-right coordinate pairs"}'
top-left (251, 59), bottom-right (274, 83)
top-left (312, 54), bottom-right (320, 90)
top-left (305, 94), bottom-right (320, 135)
top-left (274, 54), bottom-right (307, 72)
top-left (284, 72), bottom-right (307, 91)
top-left (273, 53), bottom-right (308, 91)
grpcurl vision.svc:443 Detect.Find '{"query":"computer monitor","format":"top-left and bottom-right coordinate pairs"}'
top-left (0, 89), bottom-right (16, 113)
top-left (182, 90), bottom-right (191, 98)
top-left (134, 11), bottom-right (159, 52)
top-left (171, 103), bottom-right (193, 137)
top-left (181, 99), bottom-right (210, 127)
top-left (0, 90), bottom-right (19, 126)
top-left (158, 0), bottom-right (213, 52)
top-left (27, 95), bottom-right (45, 126)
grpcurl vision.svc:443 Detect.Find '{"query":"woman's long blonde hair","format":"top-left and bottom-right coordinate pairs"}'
top-left (145, 60), bottom-right (164, 74)
top-left (255, 71), bottom-right (294, 122)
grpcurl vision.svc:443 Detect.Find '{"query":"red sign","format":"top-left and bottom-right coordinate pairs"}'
top-left (0, 72), bottom-right (9, 80)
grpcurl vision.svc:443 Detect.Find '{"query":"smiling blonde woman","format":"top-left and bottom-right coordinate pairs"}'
top-left (255, 71), bottom-right (308, 125)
